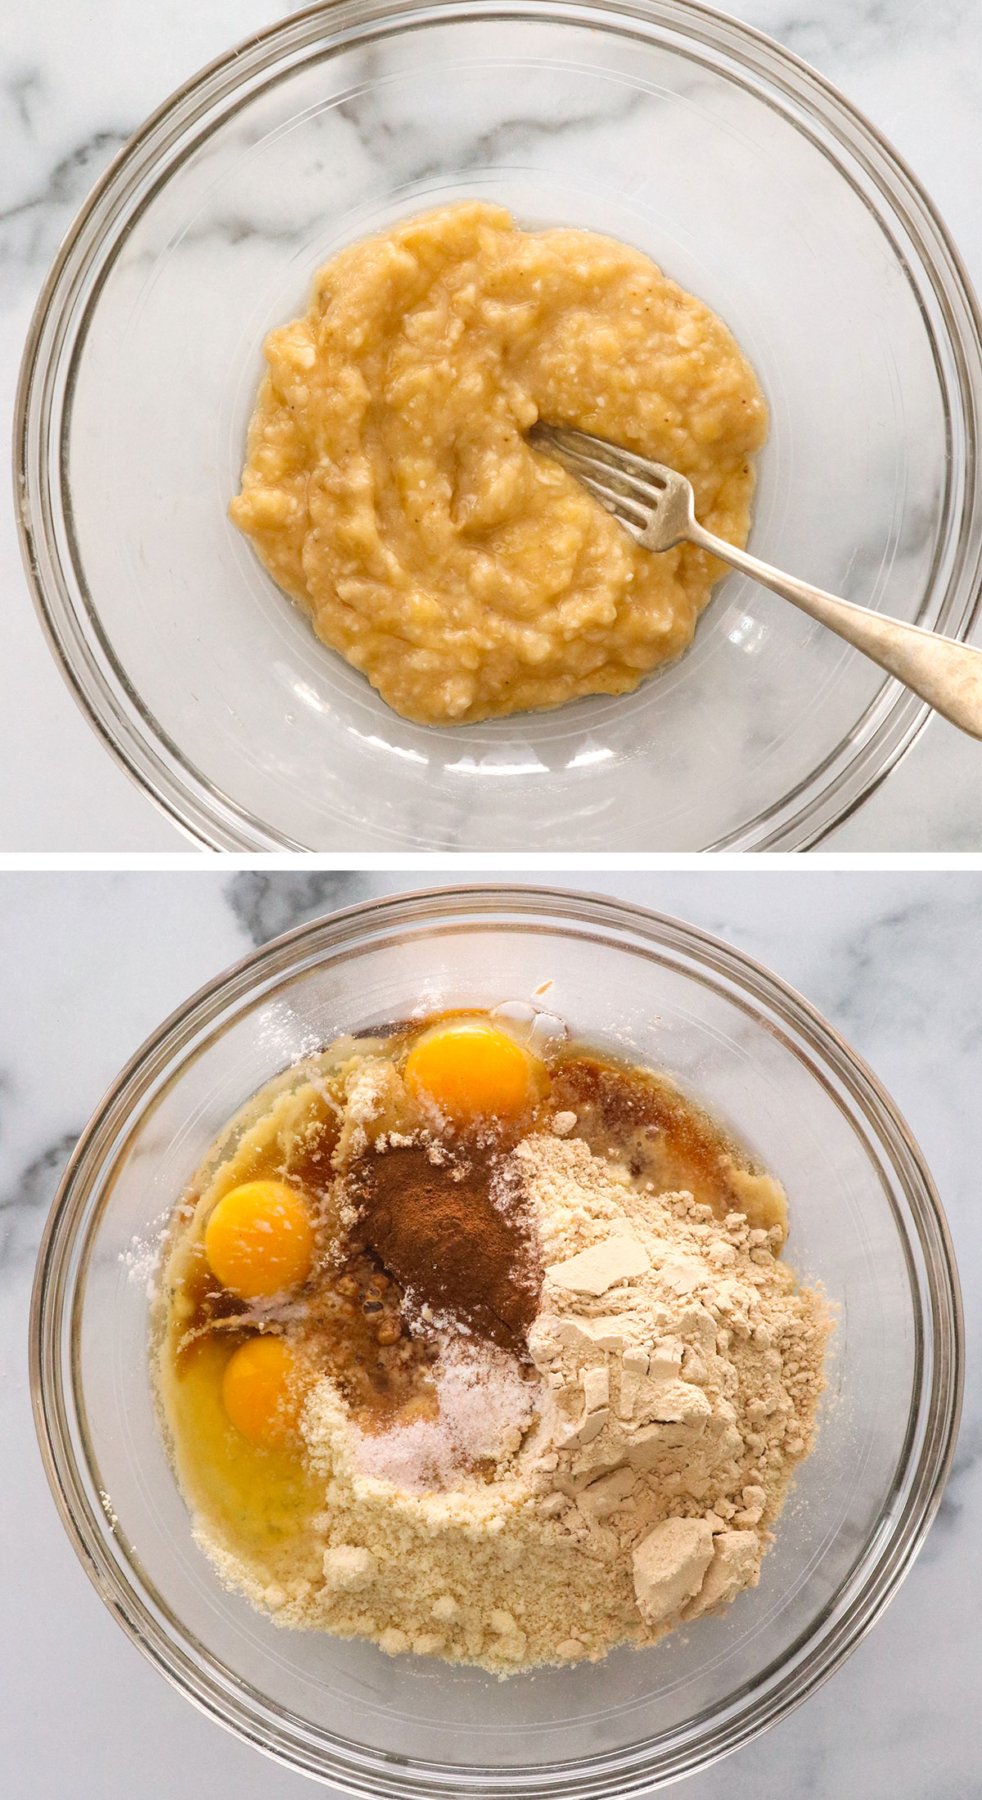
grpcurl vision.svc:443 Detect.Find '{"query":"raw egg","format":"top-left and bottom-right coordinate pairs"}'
top-left (404, 1019), bottom-right (536, 1120)
top-left (204, 1180), bottom-right (314, 1300)
top-left (221, 1335), bottom-right (305, 1447)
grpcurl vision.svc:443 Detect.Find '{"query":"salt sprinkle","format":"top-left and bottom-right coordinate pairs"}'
top-left (351, 1344), bottom-right (538, 1490)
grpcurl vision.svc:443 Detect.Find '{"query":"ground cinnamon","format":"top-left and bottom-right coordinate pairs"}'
top-left (348, 1143), bottom-right (541, 1350)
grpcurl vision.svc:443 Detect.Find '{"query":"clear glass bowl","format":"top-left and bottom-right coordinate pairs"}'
top-left (31, 887), bottom-right (961, 1795)
top-left (15, 0), bottom-right (982, 851)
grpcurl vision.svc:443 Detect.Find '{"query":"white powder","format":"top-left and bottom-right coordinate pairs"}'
top-left (350, 1344), bottom-right (537, 1490)
top-left (121, 1207), bottom-right (172, 1300)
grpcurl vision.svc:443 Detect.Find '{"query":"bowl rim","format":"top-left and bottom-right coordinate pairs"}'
top-left (12, 0), bottom-right (982, 852)
top-left (29, 883), bottom-right (964, 1795)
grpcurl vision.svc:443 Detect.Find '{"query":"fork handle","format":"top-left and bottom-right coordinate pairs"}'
top-left (688, 521), bottom-right (982, 741)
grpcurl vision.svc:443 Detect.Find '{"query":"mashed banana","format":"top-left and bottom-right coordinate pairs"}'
top-left (230, 203), bottom-right (767, 725)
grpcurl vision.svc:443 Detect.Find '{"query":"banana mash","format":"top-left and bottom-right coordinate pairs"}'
top-left (230, 203), bottom-right (767, 726)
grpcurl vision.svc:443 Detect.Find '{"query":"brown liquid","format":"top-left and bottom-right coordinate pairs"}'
top-left (171, 1242), bottom-right (252, 1363)
top-left (301, 1245), bottom-right (440, 1429)
top-left (550, 1053), bottom-right (757, 1218)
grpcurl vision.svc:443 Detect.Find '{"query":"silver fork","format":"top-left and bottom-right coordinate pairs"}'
top-left (530, 422), bottom-right (982, 740)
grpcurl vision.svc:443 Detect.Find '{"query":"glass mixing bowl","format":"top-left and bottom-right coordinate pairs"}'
top-left (31, 887), bottom-right (961, 1795)
top-left (15, 0), bottom-right (982, 850)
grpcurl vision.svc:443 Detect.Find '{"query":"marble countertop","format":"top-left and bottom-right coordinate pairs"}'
top-left (3, 0), bottom-right (982, 850)
top-left (1, 868), bottom-right (978, 1797)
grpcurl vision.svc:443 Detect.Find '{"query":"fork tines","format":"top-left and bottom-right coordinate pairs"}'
top-left (528, 422), bottom-right (668, 538)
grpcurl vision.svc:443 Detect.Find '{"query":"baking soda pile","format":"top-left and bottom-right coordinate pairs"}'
top-left (348, 1346), bottom-right (535, 1490)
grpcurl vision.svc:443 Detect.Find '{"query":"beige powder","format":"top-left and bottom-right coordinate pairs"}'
top-left (195, 1123), bottom-right (829, 1672)
top-left (516, 1134), bottom-right (829, 1628)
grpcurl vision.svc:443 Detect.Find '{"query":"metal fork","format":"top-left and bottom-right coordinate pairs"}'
top-left (530, 422), bottom-right (982, 740)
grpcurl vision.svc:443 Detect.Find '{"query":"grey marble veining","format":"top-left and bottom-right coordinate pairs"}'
top-left (2, 0), bottom-right (982, 848)
top-left (224, 869), bottom-right (376, 945)
top-left (1, 869), bottom-right (979, 1796)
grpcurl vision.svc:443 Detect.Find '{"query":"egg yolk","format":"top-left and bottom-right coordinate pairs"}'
top-left (204, 1180), bottom-right (314, 1300)
top-left (221, 1335), bottom-right (305, 1447)
top-left (404, 1020), bottom-right (535, 1120)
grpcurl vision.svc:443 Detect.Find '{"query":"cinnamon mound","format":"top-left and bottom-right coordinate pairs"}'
top-left (348, 1144), bottom-right (541, 1351)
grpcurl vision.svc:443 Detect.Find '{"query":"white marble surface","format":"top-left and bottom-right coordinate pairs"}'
top-left (3, 0), bottom-right (982, 850)
top-left (1, 868), bottom-right (978, 1796)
